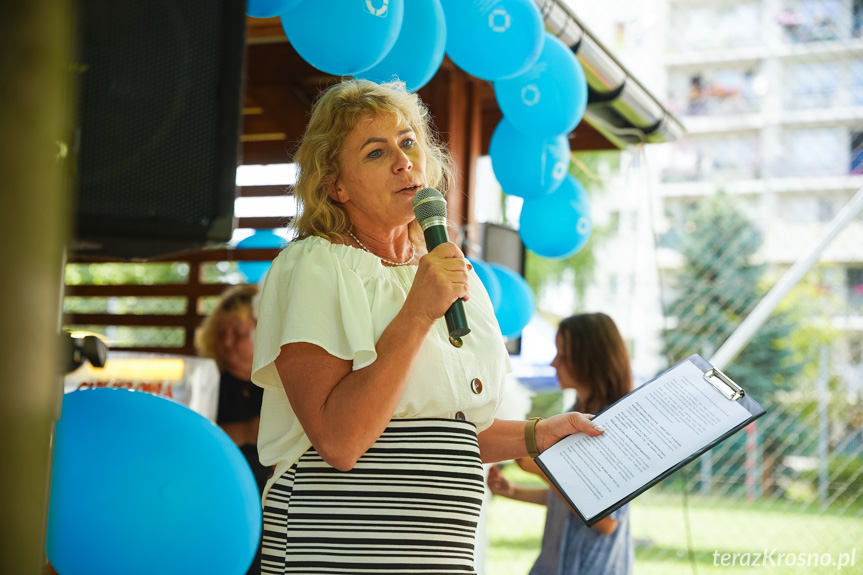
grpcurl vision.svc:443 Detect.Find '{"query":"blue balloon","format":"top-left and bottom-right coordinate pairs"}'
top-left (357, 0), bottom-right (446, 92)
top-left (468, 258), bottom-right (502, 312)
top-left (47, 389), bottom-right (261, 575)
top-left (494, 32), bottom-right (588, 137)
top-left (247, 0), bottom-right (304, 18)
top-left (519, 174), bottom-right (592, 259)
top-left (441, 0), bottom-right (543, 81)
top-left (237, 229), bottom-right (287, 284)
top-left (282, 0), bottom-right (404, 76)
top-left (489, 263), bottom-right (535, 339)
top-left (489, 118), bottom-right (571, 199)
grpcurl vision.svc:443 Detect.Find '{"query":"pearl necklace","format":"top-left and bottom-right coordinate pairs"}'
top-left (347, 229), bottom-right (416, 267)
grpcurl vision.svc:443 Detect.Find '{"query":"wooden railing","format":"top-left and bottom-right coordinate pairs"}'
top-left (64, 185), bottom-right (292, 356)
top-left (64, 247), bottom-right (284, 357)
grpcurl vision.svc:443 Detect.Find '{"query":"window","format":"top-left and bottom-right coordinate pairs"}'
top-left (818, 198), bottom-right (836, 222)
top-left (787, 62), bottom-right (838, 109)
top-left (677, 68), bottom-right (761, 116)
top-left (854, 0), bottom-right (863, 38)
top-left (669, 2), bottom-right (761, 53)
top-left (783, 128), bottom-right (844, 177)
top-left (780, 0), bottom-right (842, 43)
top-left (847, 267), bottom-right (863, 314)
top-left (853, 61), bottom-right (863, 107)
top-left (786, 197), bottom-right (819, 223)
top-left (852, 132), bottom-right (863, 174)
top-left (662, 140), bottom-right (701, 182)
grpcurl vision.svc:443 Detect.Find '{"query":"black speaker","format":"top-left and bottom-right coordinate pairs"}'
top-left (72, 0), bottom-right (246, 259)
top-left (479, 222), bottom-right (526, 355)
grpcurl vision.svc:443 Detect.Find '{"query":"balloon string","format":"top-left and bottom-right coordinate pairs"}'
top-left (570, 154), bottom-right (604, 183)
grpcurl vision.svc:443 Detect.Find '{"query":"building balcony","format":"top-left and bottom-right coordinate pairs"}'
top-left (760, 220), bottom-right (863, 265)
top-left (657, 175), bottom-right (863, 197)
top-left (671, 101), bottom-right (863, 133)
top-left (666, 37), bottom-right (863, 67)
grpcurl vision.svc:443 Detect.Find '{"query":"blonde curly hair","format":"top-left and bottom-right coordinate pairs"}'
top-left (195, 284), bottom-right (258, 370)
top-left (290, 78), bottom-right (455, 244)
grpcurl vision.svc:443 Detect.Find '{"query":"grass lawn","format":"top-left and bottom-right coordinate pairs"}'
top-left (485, 466), bottom-right (862, 575)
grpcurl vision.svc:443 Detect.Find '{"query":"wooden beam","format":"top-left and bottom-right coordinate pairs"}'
top-left (242, 139), bottom-right (294, 165)
top-left (237, 217), bottom-right (292, 229)
top-left (110, 346), bottom-right (198, 357)
top-left (245, 16), bottom-right (286, 43)
top-left (242, 113), bottom-right (291, 137)
top-left (64, 313), bottom-right (202, 328)
top-left (570, 119), bottom-right (619, 151)
top-left (70, 248), bottom-right (285, 264)
top-left (65, 284), bottom-right (228, 298)
top-left (243, 84), bottom-right (310, 146)
top-left (238, 185), bottom-right (294, 197)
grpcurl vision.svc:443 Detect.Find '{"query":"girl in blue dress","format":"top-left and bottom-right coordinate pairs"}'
top-left (488, 312), bottom-right (635, 574)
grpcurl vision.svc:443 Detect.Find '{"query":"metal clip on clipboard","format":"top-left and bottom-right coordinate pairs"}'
top-left (703, 367), bottom-right (745, 401)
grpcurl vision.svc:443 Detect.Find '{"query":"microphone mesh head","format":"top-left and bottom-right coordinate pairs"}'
top-left (412, 187), bottom-right (447, 225)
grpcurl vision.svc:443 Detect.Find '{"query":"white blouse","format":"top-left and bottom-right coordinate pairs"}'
top-left (251, 236), bottom-right (510, 498)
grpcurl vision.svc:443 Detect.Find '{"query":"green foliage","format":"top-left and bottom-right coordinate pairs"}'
top-left (65, 262), bottom-right (189, 285)
top-left (63, 296), bottom-right (186, 315)
top-left (526, 391), bottom-right (566, 419)
top-left (514, 150), bottom-right (619, 312)
top-left (63, 260), bottom-right (244, 348)
top-left (524, 235), bottom-right (600, 309)
top-left (801, 454), bottom-right (863, 502)
top-left (662, 193), bottom-right (801, 399)
top-left (201, 261), bottom-right (245, 285)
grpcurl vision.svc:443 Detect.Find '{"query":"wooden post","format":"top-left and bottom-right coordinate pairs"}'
top-left (0, 1), bottom-right (72, 573)
top-left (420, 66), bottom-right (481, 252)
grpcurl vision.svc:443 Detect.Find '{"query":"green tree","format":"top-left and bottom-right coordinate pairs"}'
top-left (515, 150), bottom-right (618, 313)
top-left (662, 193), bottom-right (799, 399)
top-left (662, 193), bottom-right (807, 496)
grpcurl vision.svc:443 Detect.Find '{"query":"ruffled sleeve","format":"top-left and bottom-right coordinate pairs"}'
top-left (252, 237), bottom-right (379, 391)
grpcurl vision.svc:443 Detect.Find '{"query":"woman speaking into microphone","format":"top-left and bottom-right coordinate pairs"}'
top-left (251, 78), bottom-right (603, 574)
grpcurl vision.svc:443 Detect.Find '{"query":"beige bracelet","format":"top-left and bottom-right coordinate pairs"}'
top-left (525, 417), bottom-right (542, 458)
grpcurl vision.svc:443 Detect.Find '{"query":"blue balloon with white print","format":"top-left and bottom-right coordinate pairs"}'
top-left (469, 258), bottom-right (502, 313)
top-left (519, 174), bottom-right (592, 259)
top-left (46, 388), bottom-right (261, 575)
top-left (246, 0), bottom-right (304, 18)
top-left (494, 32), bottom-right (588, 137)
top-left (357, 0), bottom-right (446, 92)
top-left (237, 229), bottom-right (288, 284)
top-left (489, 118), bottom-right (571, 199)
top-left (489, 263), bottom-right (534, 339)
top-left (282, 0), bottom-right (404, 76)
top-left (441, 0), bottom-right (544, 81)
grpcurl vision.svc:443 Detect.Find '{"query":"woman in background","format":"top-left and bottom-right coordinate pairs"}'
top-left (488, 312), bottom-right (634, 575)
top-left (196, 284), bottom-right (268, 575)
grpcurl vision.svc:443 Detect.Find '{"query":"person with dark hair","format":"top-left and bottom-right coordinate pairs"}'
top-left (488, 312), bottom-right (634, 575)
top-left (250, 78), bottom-right (604, 574)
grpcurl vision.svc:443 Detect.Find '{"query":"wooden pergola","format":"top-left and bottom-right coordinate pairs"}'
top-left (240, 17), bottom-right (619, 229)
top-left (64, 9), bottom-right (681, 357)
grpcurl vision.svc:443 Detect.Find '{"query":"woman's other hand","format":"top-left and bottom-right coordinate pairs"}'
top-left (404, 241), bottom-right (471, 326)
top-left (536, 412), bottom-right (604, 454)
top-left (487, 464), bottom-right (515, 498)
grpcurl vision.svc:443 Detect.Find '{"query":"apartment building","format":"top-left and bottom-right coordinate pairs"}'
top-left (576, 0), bottom-right (863, 382)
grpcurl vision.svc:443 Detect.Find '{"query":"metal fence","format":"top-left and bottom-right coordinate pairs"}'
top-left (485, 0), bottom-right (863, 572)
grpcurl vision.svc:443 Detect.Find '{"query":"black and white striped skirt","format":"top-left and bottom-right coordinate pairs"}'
top-left (260, 418), bottom-right (484, 574)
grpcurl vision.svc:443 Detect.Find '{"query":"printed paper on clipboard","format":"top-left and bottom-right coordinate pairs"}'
top-left (535, 354), bottom-right (766, 526)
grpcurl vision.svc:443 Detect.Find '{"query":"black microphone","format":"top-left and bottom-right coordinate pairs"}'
top-left (412, 187), bottom-right (471, 339)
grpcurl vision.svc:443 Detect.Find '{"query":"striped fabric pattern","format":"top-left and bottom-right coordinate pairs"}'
top-left (261, 419), bottom-right (484, 574)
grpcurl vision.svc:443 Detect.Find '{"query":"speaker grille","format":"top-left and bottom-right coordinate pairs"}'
top-left (74, 0), bottom-right (245, 257)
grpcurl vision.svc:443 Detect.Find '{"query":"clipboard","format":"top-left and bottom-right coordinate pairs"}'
top-left (535, 354), bottom-right (766, 526)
